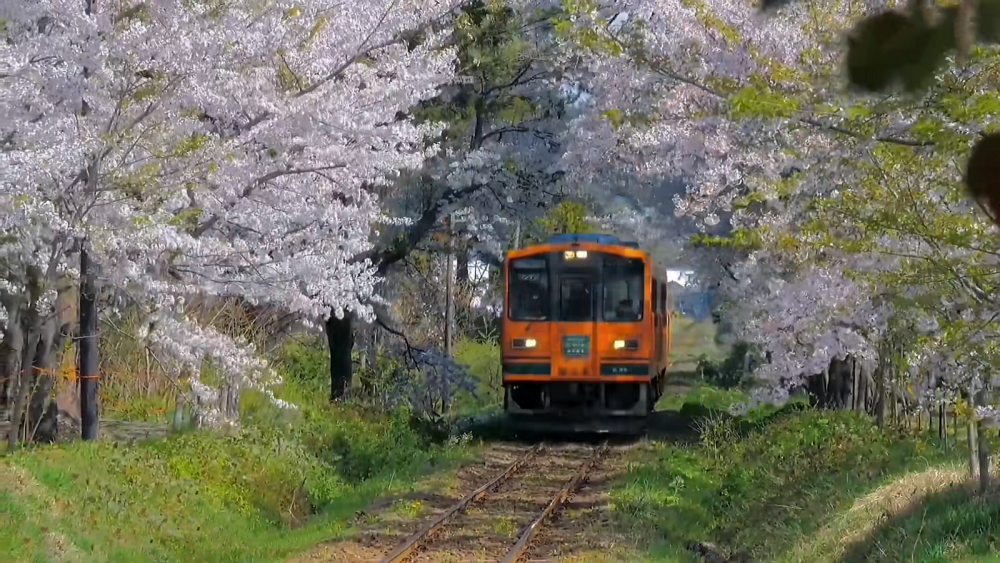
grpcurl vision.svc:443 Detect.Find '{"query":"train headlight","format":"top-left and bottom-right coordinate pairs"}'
top-left (613, 339), bottom-right (639, 350)
top-left (513, 338), bottom-right (537, 349)
top-left (563, 250), bottom-right (589, 259)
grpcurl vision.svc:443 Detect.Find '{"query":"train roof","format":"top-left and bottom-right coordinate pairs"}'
top-left (506, 233), bottom-right (651, 263)
top-left (546, 233), bottom-right (640, 248)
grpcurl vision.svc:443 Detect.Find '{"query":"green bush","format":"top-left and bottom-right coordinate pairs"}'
top-left (696, 341), bottom-right (759, 389)
top-left (274, 335), bottom-right (330, 389)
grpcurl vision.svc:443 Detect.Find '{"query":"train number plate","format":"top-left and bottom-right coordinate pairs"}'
top-left (563, 335), bottom-right (591, 357)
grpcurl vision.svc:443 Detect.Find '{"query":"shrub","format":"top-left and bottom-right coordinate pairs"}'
top-left (696, 341), bottom-right (760, 389)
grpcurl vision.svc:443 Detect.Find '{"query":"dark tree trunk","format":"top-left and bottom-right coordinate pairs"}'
top-left (806, 370), bottom-right (827, 408)
top-left (326, 312), bottom-right (354, 402)
top-left (79, 247), bottom-right (100, 441)
top-left (26, 316), bottom-right (68, 443)
top-left (8, 304), bottom-right (42, 449)
top-left (805, 356), bottom-right (855, 410)
top-left (874, 366), bottom-right (886, 427)
top-left (856, 362), bottom-right (870, 413)
top-left (975, 386), bottom-right (990, 494)
top-left (0, 310), bottom-right (22, 423)
top-left (829, 356), bottom-right (854, 409)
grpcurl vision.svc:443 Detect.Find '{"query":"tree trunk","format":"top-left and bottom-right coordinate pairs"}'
top-left (858, 363), bottom-right (870, 413)
top-left (443, 215), bottom-right (454, 414)
top-left (173, 391), bottom-right (186, 431)
top-left (875, 365), bottom-right (886, 427)
top-left (0, 337), bottom-right (12, 422)
top-left (975, 386), bottom-right (990, 494)
top-left (938, 402), bottom-right (944, 440)
top-left (326, 312), bottom-right (354, 402)
top-left (890, 370), bottom-right (898, 428)
top-left (26, 315), bottom-right (68, 443)
top-left (0, 299), bottom-right (23, 423)
top-left (967, 386), bottom-right (980, 478)
top-left (8, 304), bottom-right (43, 450)
top-left (851, 359), bottom-right (858, 411)
top-left (79, 246), bottom-right (100, 441)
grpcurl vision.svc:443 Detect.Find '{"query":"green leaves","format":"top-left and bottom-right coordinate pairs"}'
top-left (529, 200), bottom-right (595, 241)
top-left (602, 108), bottom-right (625, 129)
top-left (728, 80), bottom-right (802, 119)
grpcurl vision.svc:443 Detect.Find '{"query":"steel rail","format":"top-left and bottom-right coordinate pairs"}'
top-left (380, 442), bottom-right (545, 563)
top-left (500, 440), bottom-right (610, 563)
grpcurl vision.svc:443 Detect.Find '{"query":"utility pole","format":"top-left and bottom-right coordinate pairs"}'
top-left (79, 241), bottom-right (99, 440)
top-left (443, 214), bottom-right (454, 414)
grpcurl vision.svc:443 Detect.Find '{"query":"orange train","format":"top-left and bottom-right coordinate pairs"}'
top-left (501, 233), bottom-right (674, 420)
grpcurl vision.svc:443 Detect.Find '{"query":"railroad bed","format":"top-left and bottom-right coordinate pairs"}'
top-left (379, 441), bottom-right (611, 563)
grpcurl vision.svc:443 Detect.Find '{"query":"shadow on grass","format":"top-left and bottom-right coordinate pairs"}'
top-left (837, 482), bottom-right (1000, 563)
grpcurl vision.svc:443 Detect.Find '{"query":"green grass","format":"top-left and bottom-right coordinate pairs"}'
top-left (614, 388), bottom-right (1000, 563)
top-left (657, 382), bottom-right (748, 413)
top-left (1, 338), bottom-right (481, 563)
top-left (669, 317), bottom-right (728, 370)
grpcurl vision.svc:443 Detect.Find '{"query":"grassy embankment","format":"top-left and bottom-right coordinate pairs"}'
top-left (616, 319), bottom-right (1000, 562)
top-left (1, 335), bottom-right (499, 563)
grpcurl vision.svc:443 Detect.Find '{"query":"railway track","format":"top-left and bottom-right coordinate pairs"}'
top-left (379, 440), bottom-right (611, 563)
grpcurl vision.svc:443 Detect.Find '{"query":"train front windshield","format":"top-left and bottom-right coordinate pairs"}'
top-left (507, 252), bottom-right (645, 322)
top-left (509, 257), bottom-right (549, 320)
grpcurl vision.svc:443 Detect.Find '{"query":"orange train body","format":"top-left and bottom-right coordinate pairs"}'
top-left (501, 234), bottom-right (674, 418)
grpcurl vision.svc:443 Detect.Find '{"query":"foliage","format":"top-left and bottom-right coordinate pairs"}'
top-left (523, 199), bottom-right (597, 245)
top-left (696, 340), bottom-right (758, 389)
top-left (451, 338), bottom-right (503, 414)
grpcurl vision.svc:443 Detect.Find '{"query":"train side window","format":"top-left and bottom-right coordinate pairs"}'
top-left (660, 282), bottom-right (667, 314)
top-left (602, 256), bottom-right (644, 322)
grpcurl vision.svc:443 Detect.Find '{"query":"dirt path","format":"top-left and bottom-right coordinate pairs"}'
top-left (295, 441), bottom-right (640, 563)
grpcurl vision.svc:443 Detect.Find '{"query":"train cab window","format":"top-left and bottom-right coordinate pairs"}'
top-left (509, 257), bottom-right (549, 320)
top-left (559, 278), bottom-right (594, 322)
top-left (603, 256), bottom-right (644, 322)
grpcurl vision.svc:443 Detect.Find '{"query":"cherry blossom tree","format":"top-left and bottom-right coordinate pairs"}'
top-left (1, 0), bottom-right (466, 434)
top-left (550, 0), bottom-right (1000, 456)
